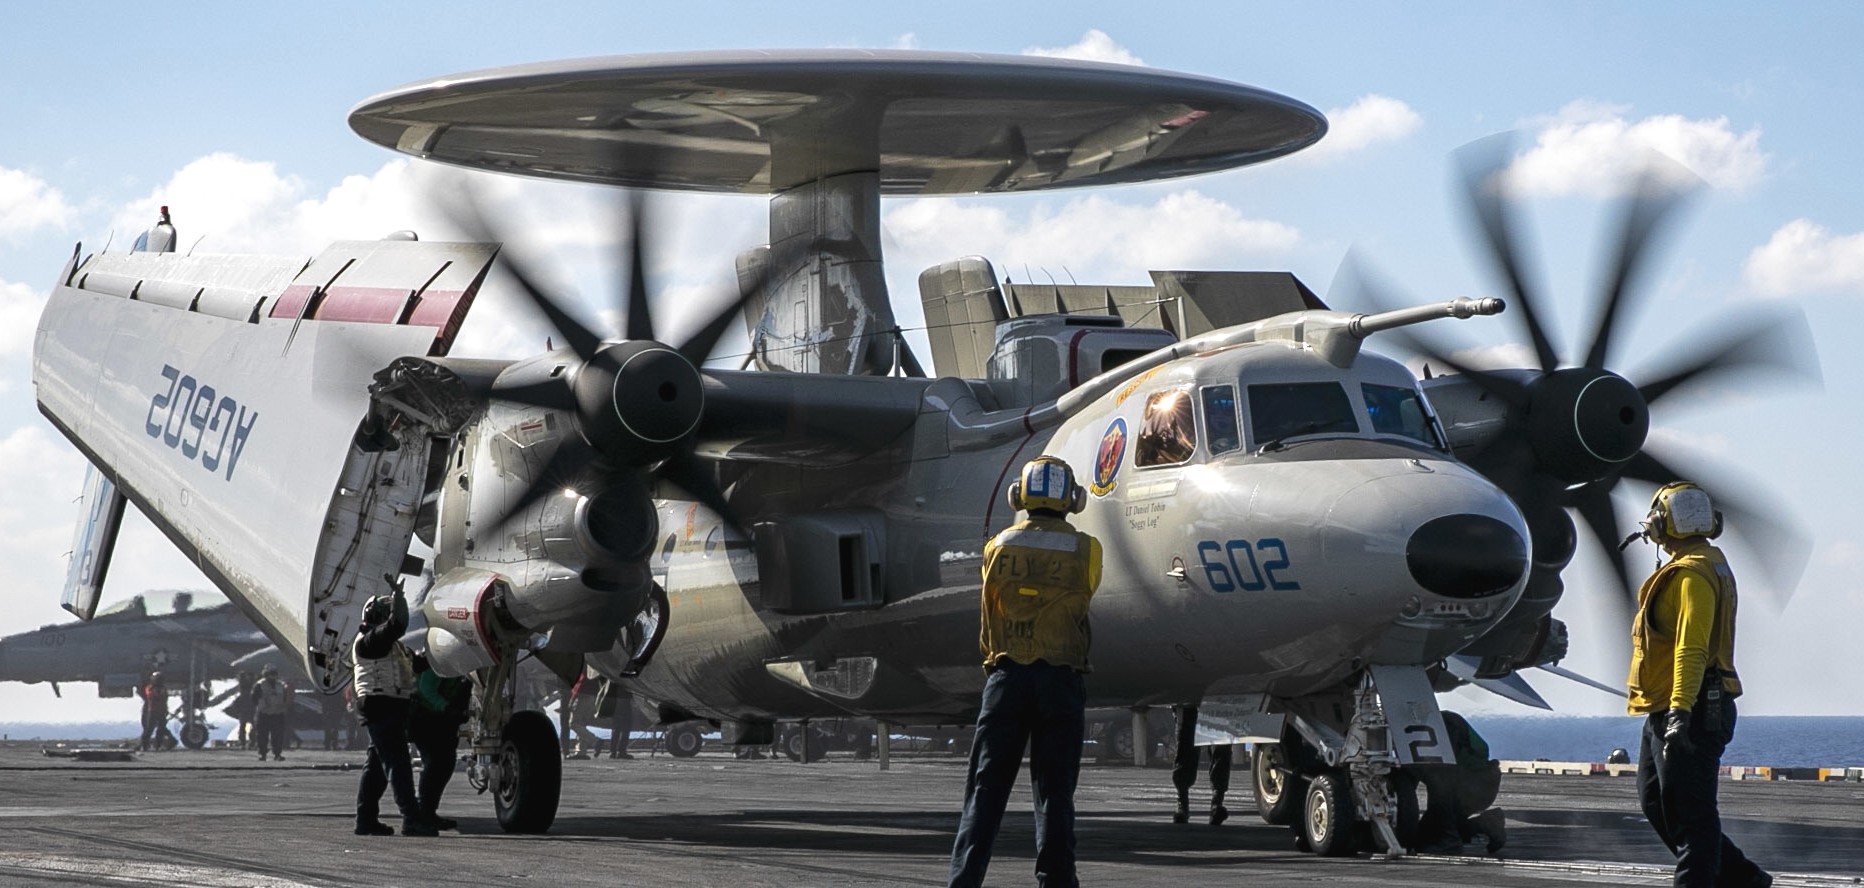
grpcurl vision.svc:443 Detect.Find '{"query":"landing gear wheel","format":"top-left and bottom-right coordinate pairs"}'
top-left (1303, 771), bottom-right (1356, 857)
top-left (782, 726), bottom-right (828, 763)
top-left (1253, 743), bottom-right (1306, 825)
top-left (1099, 720), bottom-right (1134, 762)
top-left (494, 710), bottom-right (561, 834)
top-left (665, 723), bottom-right (704, 758)
top-left (179, 723), bottom-right (209, 750)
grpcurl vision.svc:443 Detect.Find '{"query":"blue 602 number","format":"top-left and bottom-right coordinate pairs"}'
top-left (1195, 538), bottom-right (1300, 592)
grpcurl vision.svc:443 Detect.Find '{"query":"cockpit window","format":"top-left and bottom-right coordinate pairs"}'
top-left (96, 589), bottom-right (227, 618)
top-left (1362, 383), bottom-right (1439, 447)
top-left (1247, 382), bottom-right (1358, 447)
top-left (1136, 388), bottom-right (1197, 467)
top-left (1201, 385), bottom-right (1241, 455)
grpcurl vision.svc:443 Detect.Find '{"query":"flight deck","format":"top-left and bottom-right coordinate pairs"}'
top-left (1, 744), bottom-right (1858, 887)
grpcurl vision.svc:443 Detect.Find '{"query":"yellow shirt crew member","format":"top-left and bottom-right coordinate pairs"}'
top-left (948, 455), bottom-right (1101, 888)
top-left (1623, 481), bottom-right (1770, 888)
top-left (979, 514), bottom-right (1102, 671)
top-left (1626, 538), bottom-right (1741, 716)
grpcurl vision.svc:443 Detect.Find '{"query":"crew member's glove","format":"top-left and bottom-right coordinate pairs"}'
top-left (1661, 708), bottom-right (1694, 754)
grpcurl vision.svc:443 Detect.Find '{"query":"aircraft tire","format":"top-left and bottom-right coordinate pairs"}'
top-left (1097, 721), bottom-right (1134, 763)
top-left (494, 710), bottom-right (561, 834)
top-left (1252, 743), bottom-right (1305, 825)
top-left (782, 725), bottom-right (828, 763)
top-left (1303, 771), bottom-right (1356, 857)
top-left (179, 723), bottom-right (210, 750)
top-left (665, 723), bottom-right (704, 758)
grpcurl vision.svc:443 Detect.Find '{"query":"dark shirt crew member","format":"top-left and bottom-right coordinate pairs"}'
top-left (352, 586), bottom-right (437, 838)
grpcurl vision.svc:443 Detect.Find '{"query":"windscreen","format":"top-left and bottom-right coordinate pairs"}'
top-left (1247, 382), bottom-right (1358, 446)
top-left (1201, 385), bottom-right (1241, 455)
top-left (1361, 383), bottom-right (1439, 447)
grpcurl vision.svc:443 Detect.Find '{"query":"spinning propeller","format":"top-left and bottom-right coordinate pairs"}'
top-left (437, 177), bottom-right (759, 549)
top-left (1351, 135), bottom-right (1818, 649)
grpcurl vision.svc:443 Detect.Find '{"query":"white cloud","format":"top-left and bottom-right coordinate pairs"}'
top-left (1743, 219), bottom-right (1864, 298)
top-left (95, 153), bottom-right (769, 361)
top-left (884, 190), bottom-right (1298, 284)
top-left (110, 154), bottom-right (457, 256)
top-left (1022, 30), bottom-right (1144, 67)
top-left (0, 279), bottom-right (44, 359)
top-left (893, 33), bottom-right (919, 50)
top-left (0, 425), bottom-right (88, 594)
top-left (1296, 95), bottom-right (1422, 164)
top-left (0, 166), bottom-right (76, 239)
top-left (1505, 101), bottom-right (1767, 197)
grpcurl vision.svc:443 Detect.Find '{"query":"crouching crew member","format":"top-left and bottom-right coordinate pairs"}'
top-left (410, 652), bottom-right (471, 831)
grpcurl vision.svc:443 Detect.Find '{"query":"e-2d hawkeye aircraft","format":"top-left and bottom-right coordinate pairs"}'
top-left (33, 51), bottom-right (1809, 852)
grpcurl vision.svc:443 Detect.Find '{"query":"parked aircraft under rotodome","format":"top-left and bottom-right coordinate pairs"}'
top-left (31, 50), bottom-right (1813, 854)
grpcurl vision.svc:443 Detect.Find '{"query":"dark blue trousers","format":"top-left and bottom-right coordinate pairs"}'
top-left (948, 661), bottom-right (1086, 888)
top-left (1171, 705), bottom-right (1232, 801)
top-left (1637, 702), bottom-right (1768, 888)
top-left (409, 715), bottom-right (461, 818)
top-left (356, 696), bottom-right (419, 827)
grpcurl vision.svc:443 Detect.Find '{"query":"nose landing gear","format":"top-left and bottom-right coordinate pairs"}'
top-left (466, 658), bottom-right (563, 833)
top-left (1253, 666), bottom-right (1447, 858)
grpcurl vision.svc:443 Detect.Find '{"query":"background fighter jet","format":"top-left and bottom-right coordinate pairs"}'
top-left (0, 588), bottom-right (269, 699)
top-left (0, 587), bottom-right (292, 748)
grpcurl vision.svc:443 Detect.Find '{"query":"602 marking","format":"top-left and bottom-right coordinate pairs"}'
top-left (1195, 537), bottom-right (1300, 592)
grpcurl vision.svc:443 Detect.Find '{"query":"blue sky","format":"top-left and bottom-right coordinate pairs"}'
top-left (2, 3), bottom-right (1860, 723)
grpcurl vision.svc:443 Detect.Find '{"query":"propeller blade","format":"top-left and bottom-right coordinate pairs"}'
top-left (621, 188), bottom-right (655, 343)
top-left (1622, 445), bottom-right (1810, 611)
top-left (484, 441), bottom-right (598, 541)
top-left (1335, 250), bottom-right (1529, 408)
top-left (676, 262), bottom-right (768, 369)
top-left (1456, 134), bottom-right (1561, 374)
top-left (490, 370), bottom-right (579, 413)
top-left (1567, 480), bottom-right (1638, 638)
top-left (1635, 307), bottom-right (1821, 407)
top-left (435, 181), bottom-right (606, 361)
top-left (1583, 162), bottom-right (1699, 371)
top-left (656, 451), bottom-right (747, 535)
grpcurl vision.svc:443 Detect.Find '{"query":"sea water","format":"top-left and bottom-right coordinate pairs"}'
top-left (1470, 715), bottom-right (1864, 767)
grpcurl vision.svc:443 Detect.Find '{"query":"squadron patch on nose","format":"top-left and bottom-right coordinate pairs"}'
top-left (1090, 417), bottom-right (1126, 497)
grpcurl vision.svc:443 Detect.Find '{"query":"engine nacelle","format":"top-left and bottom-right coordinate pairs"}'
top-left (1424, 367), bottom-right (1649, 486)
top-left (423, 567), bottom-right (519, 677)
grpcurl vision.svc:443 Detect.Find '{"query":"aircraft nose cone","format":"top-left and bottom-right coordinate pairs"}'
top-left (1406, 514), bottom-right (1527, 599)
